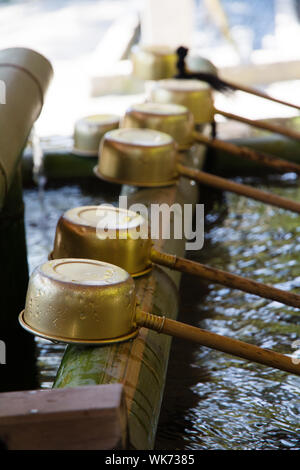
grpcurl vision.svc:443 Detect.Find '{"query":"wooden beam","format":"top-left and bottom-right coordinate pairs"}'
top-left (0, 384), bottom-right (128, 450)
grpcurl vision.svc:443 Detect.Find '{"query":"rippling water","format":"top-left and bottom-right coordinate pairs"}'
top-left (155, 173), bottom-right (300, 450)
top-left (24, 173), bottom-right (300, 449)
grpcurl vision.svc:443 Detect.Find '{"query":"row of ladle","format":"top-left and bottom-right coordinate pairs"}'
top-left (20, 53), bottom-right (300, 377)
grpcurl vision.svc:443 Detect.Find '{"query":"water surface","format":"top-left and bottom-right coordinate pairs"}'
top-left (155, 173), bottom-right (300, 450)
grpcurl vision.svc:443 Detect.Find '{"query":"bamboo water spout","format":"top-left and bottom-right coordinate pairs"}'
top-left (19, 259), bottom-right (300, 377)
top-left (0, 47), bottom-right (53, 209)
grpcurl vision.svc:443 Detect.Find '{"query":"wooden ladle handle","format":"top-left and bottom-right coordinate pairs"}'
top-left (177, 163), bottom-right (300, 214)
top-left (150, 249), bottom-right (300, 309)
top-left (135, 309), bottom-right (300, 377)
top-left (193, 131), bottom-right (300, 175)
top-left (215, 108), bottom-right (300, 142)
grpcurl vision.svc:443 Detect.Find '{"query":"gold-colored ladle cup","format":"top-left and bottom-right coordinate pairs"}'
top-left (51, 205), bottom-right (300, 309)
top-left (73, 114), bottom-right (120, 156)
top-left (149, 78), bottom-right (300, 143)
top-left (94, 128), bottom-right (300, 215)
top-left (19, 258), bottom-right (300, 377)
top-left (121, 102), bottom-right (300, 175)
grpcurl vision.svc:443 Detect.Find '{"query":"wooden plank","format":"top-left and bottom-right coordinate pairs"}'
top-left (0, 384), bottom-right (128, 450)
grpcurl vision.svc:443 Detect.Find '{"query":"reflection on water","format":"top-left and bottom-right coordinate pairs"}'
top-left (155, 174), bottom-right (300, 450)
top-left (24, 173), bottom-right (300, 449)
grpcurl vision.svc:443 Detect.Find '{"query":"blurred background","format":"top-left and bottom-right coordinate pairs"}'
top-left (2, 0), bottom-right (300, 136)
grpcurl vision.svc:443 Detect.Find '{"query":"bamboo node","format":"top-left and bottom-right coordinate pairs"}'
top-left (135, 309), bottom-right (166, 333)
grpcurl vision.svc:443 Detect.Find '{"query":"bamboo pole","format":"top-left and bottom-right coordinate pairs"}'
top-left (135, 310), bottom-right (300, 376)
top-left (150, 249), bottom-right (300, 309)
top-left (177, 163), bottom-right (300, 214)
top-left (193, 131), bottom-right (300, 174)
top-left (215, 108), bottom-right (300, 142)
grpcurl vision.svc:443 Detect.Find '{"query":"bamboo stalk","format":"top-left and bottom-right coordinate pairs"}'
top-left (193, 131), bottom-right (300, 174)
top-left (135, 310), bottom-right (300, 376)
top-left (215, 108), bottom-right (300, 142)
top-left (150, 248), bottom-right (300, 309)
top-left (177, 163), bottom-right (300, 214)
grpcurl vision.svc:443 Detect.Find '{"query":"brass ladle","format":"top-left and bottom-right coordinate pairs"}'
top-left (19, 258), bottom-right (300, 377)
top-left (122, 101), bottom-right (300, 175)
top-left (51, 205), bottom-right (300, 309)
top-left (94, 127), bottom-right (300, 214)
top-left (150, 78), bottom-right (300, 143)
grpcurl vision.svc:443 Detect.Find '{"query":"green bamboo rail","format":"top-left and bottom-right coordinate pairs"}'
top-left (22, 149), bottom-right (96, 184)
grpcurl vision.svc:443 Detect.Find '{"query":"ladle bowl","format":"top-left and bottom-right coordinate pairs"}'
top-left (51, 206), bottom-right (152, 277)
top-left (73, 114), bottom-right (120, 156)
top-left (95, 128), bottom-right (178, 187)
top-left (121, 102), bottom-right (194, 148)
top-left (150, 78), bottom-right (215, 124)
top-left (131, 45), bottom-right (177, 80)
top-left (19, 258), bottom-right (138, 344)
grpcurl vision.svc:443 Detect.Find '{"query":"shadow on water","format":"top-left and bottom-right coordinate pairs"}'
top-left (155, 273), bottom-right (213, 450)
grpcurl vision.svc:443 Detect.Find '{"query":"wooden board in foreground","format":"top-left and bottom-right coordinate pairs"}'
top-left (0, 384), bottom-right (127, 450)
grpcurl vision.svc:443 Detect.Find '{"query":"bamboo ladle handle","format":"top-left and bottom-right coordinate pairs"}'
top-left (135, 309), bottom-right (300, 376)
top-left (215, 108), bottom-right (300, 142)
top-left (192, 131), bottom-right (300, 175)
top-left (177, 47), bottom-right (300, 113)
top-left (223, 79), bottom-right (300, 112)
top-left (150, 249), bottom-right (300, 309)
top-left (177, 163), bottom-right (300, 214)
